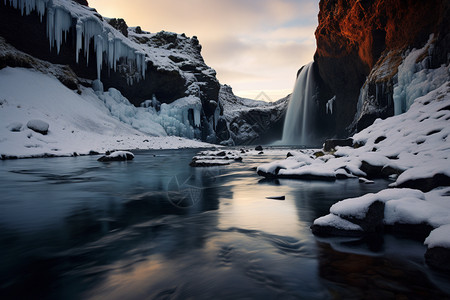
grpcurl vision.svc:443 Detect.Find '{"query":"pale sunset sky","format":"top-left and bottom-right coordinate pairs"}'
top-left (90, 0), bottom-right (319, 101)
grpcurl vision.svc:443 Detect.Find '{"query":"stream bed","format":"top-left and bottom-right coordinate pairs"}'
top-left (0, 148), bottom-right (449, 299)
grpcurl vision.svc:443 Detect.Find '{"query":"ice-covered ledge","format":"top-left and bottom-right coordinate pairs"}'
top-left (4, 0), bottom-right (147, 83)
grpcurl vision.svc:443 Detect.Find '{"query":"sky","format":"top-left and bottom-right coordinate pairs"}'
top-left (90, 0), bottom-right (319, 101)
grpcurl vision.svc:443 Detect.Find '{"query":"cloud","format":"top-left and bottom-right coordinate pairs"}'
top-left (90, 0), bottom-right (319, 96)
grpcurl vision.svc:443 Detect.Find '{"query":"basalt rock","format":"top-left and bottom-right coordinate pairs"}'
top-left (425, 247), bottom-right (450, 272)
top-left (314, 0), bottom-right (450, 136)
top-left (397, 173), bottom-right (450, 193)
top-left (323, 138), bottom-right (353, 152)
top-left (107, 18), bottom-right (128, 37)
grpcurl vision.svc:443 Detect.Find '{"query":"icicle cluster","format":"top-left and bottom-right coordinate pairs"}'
top-left (325, 96), bottom-right (335, 114)
top-left (4, 0), bottom-right (147, 83)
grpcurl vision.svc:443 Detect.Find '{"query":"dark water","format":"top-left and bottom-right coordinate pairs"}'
top-left (0, 149), bottom-right (449, 299)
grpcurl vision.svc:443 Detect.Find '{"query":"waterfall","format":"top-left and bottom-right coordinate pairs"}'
top-left (281, 62), bottom-right (317, 146)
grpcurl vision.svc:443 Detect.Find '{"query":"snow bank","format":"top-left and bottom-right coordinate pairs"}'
top-left (314, 214), bottom-right (363, 231)
top-left (0, 67), bottom-right (212, 159)
top-left (314, 187), bottom-right (450, 251)
top-left (257, 80), bottom-right (450, 188)
top-left (425, 224), bottom-right (450, 249)
top-left (393, 35), bottom-right (449, 114)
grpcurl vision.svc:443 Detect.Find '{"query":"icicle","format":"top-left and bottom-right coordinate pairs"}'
top-left (75, 19), bottom-right (82, 63)
top-left (95, 34), bottom-right (103, 79)
top-left (36, 0), bottom-right (46, 22)
top-left (107, 33), bottom-right (114, 71)
top-left (53, 8), bottom-right (71, 54)
top-left (113, 38), bottom-right (121, 71)
top-left (8, 0), bottom-right (147, 85)
top-left (46, 6), bottom-right (54, 51)
top-left (326, 96), bottom-right (335, 115)
top-left (194, 108), bottom-right (201, 127)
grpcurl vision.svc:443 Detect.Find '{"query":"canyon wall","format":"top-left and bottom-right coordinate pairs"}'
top-left (314, 0), bottom-right (449, 136)
top-left (0, 0), bottom-right (224, 142)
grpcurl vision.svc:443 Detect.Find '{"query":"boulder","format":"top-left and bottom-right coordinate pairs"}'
top-left (397, 174), bottom-right (450, 192)
top-left (323, 138), bottom-right (353, 152)
top-left (425, 247), bottom-right (450, 271)
top-left (26, 119), bottom-right (49, 135)
top-left (98, 151), bottom-right (134, 162)
top-left (255, 145), bottom-right (263, 151)
top-left (341, 200), bottom-right (385, 233)
top-left (359, 160), bottom-right (384, 178)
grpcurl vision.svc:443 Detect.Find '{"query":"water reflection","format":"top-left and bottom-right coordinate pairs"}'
top-left (316, 240), bottom-right (450, 299)
top-left (0, 150), bottom-right (449, 299)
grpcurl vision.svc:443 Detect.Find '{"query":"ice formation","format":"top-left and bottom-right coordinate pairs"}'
top-left (4, 0), bottom-right (147, 82)
top-left (98, 88), bottom-right (204, 140)
top-left (0, 67), bottom-right (212, 158)
top-left (281, 62), bottom-right (317, 146)
top-left (393, 35), bottom-right (449, 114)
top-left (325, 96), bottom-right (335, 115)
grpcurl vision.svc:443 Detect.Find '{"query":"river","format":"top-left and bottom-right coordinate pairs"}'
top-left (0, 149), bottom-right (449, 299)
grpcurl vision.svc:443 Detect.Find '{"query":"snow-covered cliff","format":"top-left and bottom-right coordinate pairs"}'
top-left (219, 85), bottom-right (288, 145)
top-left (0, 0), bottom-right (225, 143)
top-left (312, 0), bottom-right (449, 137)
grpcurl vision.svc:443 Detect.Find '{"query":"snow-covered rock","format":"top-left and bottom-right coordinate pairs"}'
top-left (257, 80), bottom-right (450, 191)
top-left (26, 119), bottom-right (49, 135)
top-left (312, 185), bottom-right (450, 269)
top-left (97, 150), bottom-right (134, 162)
top-left (189, 149), bottom-right (242, 167)
top-left (424, 224), bottom-right (450, 271)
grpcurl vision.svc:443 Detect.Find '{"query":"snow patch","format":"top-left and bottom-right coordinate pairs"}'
top-left (313, 214), bottom-right (363, 231)
top-left (424, 224), bottom-right (450, 249)
top-left (0, 67), bottom-right (212, 158)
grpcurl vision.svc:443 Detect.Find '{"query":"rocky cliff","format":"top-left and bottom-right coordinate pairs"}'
top-left (219, 85), bottom-right (288, 145)
top-left (314, 0), bottom-right (450, 136)
top-left (0, 0), bottom-right (223, 142)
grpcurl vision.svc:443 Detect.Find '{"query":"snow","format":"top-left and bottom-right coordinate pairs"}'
top-left (256, 53), bottom-right (450, 249)
top-left (257, 80), bottom-right (450, 186)
top-left (257, 153), bottom-right (314, 174)
top-left (7, 122), bottom-right (23, 132)
top-left (313, 214), bottom-right (363, 231)
top-left (330, 189), bottom-right (424, 220)
top-left (424, 224), bottom-right (450, 249)
top-left (220, 85), bottom-right (287, 120)
top-left (319, 186), bottom-right (450, 250)
top-left (358, 177), bottom-right (374, 184)
top-left (219, 84), bottom-right (289, 145)
top-left (26, 119), bottom-right (49, 133)
top-left (108, 150), bottom-right (134, 158)
top-left (0, 67), bottom-right (212, 158)
top-left (5, 0), bottom-right (148, 82)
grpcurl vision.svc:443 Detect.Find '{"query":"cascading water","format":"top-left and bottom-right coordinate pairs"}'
top-left (281, 62), bottom-right (317, 146)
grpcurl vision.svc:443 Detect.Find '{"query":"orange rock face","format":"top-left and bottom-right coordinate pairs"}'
top-left (313, 0), bottom-right (448, 135)
top-left (315, 0), bottom-right (444, 71)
